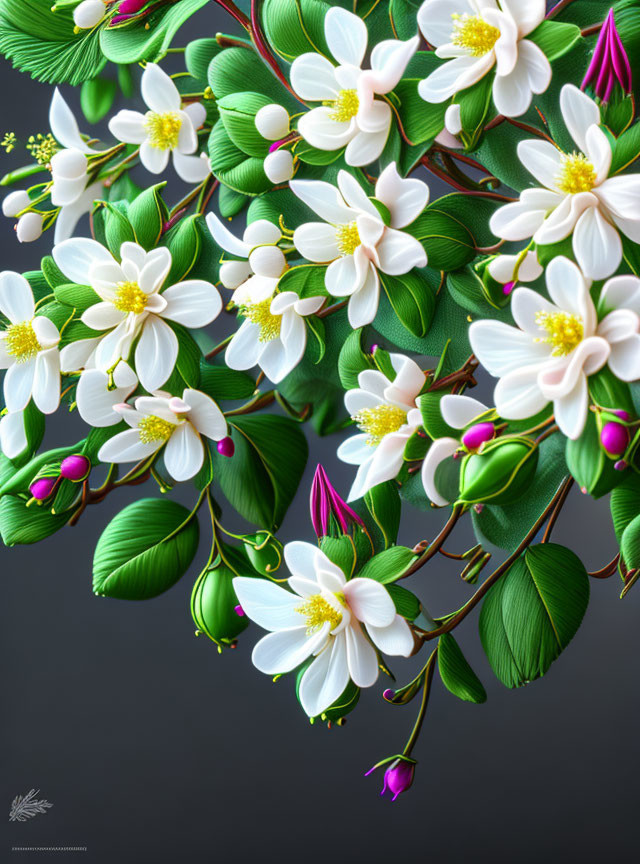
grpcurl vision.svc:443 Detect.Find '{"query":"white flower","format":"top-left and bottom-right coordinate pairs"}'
top-left (490, 84), bottom-right (640, 280)
top-left (486, 250), bottom-right (542, 286)
top-left (226, 292), bottom-right (324, 384)
top-left (418, 0), bottom-right (551, 117)
top-left (52, 238), bottom-right (222, 392)
top-left (421, 394), bottom-right (491, 506)
top-left (0, 272), bottom-right (60, 415)
top-left (263, 149), bottom-right (294, 184)
top-left (98, 390), bottom-right (227, 481)
top-left (469, 256), bottom-right (640, 439)
top-left (255, 104), bottom-right (290, 141)
top-left (290, 7), bottom-right (419, 166)
top-left (291, 163), bottom-right (428, 328)
top-left (338, 353), bottom-right (425, 501)
top-left (76, 362), bottom-right (139, 428)
top-left (74, 0), bottom-right (107, 29)
top-left (233, 541), bottom-right (414, 718)
top-left (48, 89), bottom-right (104, 243)
top-left (0, 409), bottom-right (27, 459)
top-left (108, 63), bottom-right (210, 183)
top-left (205, 213), bottom-right (285, 303)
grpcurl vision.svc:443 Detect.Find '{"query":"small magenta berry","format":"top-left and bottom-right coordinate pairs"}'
top-left (601, 421), bottom-right (629, 457)
top-left (217, 437), bottom-right (235, 457)
top-left (461, 422), bottom-right (495, 450)
top-left (502, 280), bottom-right (515, 296)
top-left (60, 454), bottom-right (91, 482)
top-left (234, 604), bottom-right (245, 617)
top-left (383, 689), bottom-right (394, 701)
top-left (30, 477), bottom-right (57, 501)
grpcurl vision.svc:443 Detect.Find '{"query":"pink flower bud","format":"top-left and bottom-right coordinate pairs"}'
top-left (310, 464), bottom-right (365, 539)
top-left (581, 9), bottom-right (632, 101)
top-left (30, 477), bottom-right (57, 501)
top-left (612, 409), bottom-right (631, 421)
top-left (601, 421), bottom-right (629, 457)
top-left (117, 0), bottom-right (149, 11)
top-left (366, 758), bottom-right (416, 802)
top-left (502, 280), bottom-right (515, 296)
top-left (461, 422), bottom-right (495, 451)
top-left (217, 436), bottom-right (235, 458)
top-left (60, 454), bottom-right (91, 482)
top-left (234, 604), bottom-right (245, 617)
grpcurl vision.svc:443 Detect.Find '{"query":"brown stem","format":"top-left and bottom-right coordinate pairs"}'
top-left (403, 505), bottom-right (465, 578)
top-left (421, 156), bottom-right (516, 202)
top-left (68, 468), bottom-right (151, 527)
top-left (249, 0), bottom-right (305, 103)
top-left (589, 554), bottom-right (620, 579)
top-left (316, 299), bottom-right (347, 318)
top-left (225, 391), bottom-right (276, 416)
top-left (546, 0), bottom-right (577, 18)
top-left (541, 477), bottom-right (573, 542)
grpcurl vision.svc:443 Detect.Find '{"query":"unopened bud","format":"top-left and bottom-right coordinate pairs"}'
top-left (458, 437), bottom-right (538, 505)
top-left (255, 104), bottom-right (290, 141)
top-left (461, 422), bottom-right (495, 451)
top-left (16, 212), bottom-right (43, 243)
top-left (217, 436), bottom-right (235, 457)
top-left (30, 477), bottom-right (57, 501)
top-left (263, 149), bottom-right (294, 184)
top-left (2, 190), bottom-right (30, 217)
top-left (601, 420), bottom-right (629, 457)
top-left (248, 244), bottom-right (286, 279)
top-left (60, 454), bottom-right (91, 482)
top-left (73, 0), bottom-right (107, 29)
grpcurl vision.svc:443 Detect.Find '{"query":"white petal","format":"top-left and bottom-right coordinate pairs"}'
top-left (517, 140), bottom-right (563, 190)
top-left (560, 83), bottom-right (600, 155)
top-left (0, 410), bottom-right (27, 459)
top-left (343, 578), bottom-right (395, 627)
top-left (355, 93), bottom-right (393, 135)
top-left (135, 316), bottom-right (178, 392)
top-left (599, 275), bottom-right (640, 316)
top-left (325, 7), bottom-right (368, 67)
top-left (290, 53), bottom-right (340, 101)
top-left (469, 319), bottom-right (549, 376)
top-left (347, 264), bottom-right (380, 328)
top-left (337, 170), bottom-right (379, 217)
top-left (82, 302), bottom-right (126, 331)
top-left (233, 577), bottom-right (305, 631)
top-left (259, 320), bottom-right (304, 383)
top-left (141, 63), bottom-right (181, 113)
top-left (498, 0), bottom-right (545, 37)
top-left (76, 364), bottom-right (137, 428)
top-left (553, 373), bottom-right (588, 439)
top-left (326, 253), bottom-right (363, 298)
top-left (492, 40), bottom-right (551, 117)
top-left (225, 320), bottom-right (262, 371)
top-left (347, 430), bottom-right (409, 501)
top-left (183, 388), bottom-right (227, 440)
top-left (375, 163), bottom-right (429, 229)
top-left (4, 360), bottom-right (35, 412)
top-left (289, 179), bottom-right (356, 224)
top-left (418, 54), bottom-right (494, 103)
top-left (251, 625), bottom-right (328, 675)
top-left (163, 421), bottom-right (204, 481)
top-left (176, 112), bottom-right (197, 154)
top-left (533, 192), bottom-right (598, 246)
top-left (183, 101), bottom-right (207, 130)
top-left (494, 367), bottom-right (549, 419)
top-left (584, 124), bottom-right (612, 183)
top-left (388, 352), bottom-right (428, 403)
top-left (607, 335), bottom-right (640, 382)
top-left (161, 280), bottom-right (222, 327)
top-left (367, 614), bottom-right (414, 657)
top-left (544, 255), bottom-right (593, 323)
top-left (376, 229), bottom-right (427, 275)
top-left (285, 541), bottom-right (326, 584)
top-left (32, 349), bottom-right (60, 414)
top-left (0, 271), bottom-right (34, 322)
top-left (595, 175), bottom-right (640, 221)
top-left (421, 437), bottom-right (459, 506)
top-left (172, 150), bottom-right (210, 184)
top-left (572, 207), bottom-right (622, 280)
top-left (298, 636), bottom-right (350, 718)
top-left (206, 211), bottom-right (251, 257)
top-left (344, 126), bottom-right (389, 167)
top-left (49, 88), bottom-right (95, 154)
top-left (337, 433), bottom-right (373, 466)
top-left (345, 621), bottom-right (378, 687)
top-left (52, 237), bottom-right (115, 286)
top-left (139, 140), bottom-right (170, 174)
top-left (440, 394), bottom-right (489, 428)
top-left (108, 110), bottom-right (147, 145)
top-left (537, 337), bottom-right (609, 400)
top-left (368, 36), bottom-right (419, 94)
top-left (418, 0), bottom-right (476, 46)
top-left (293, 222), bottom-right (341, 262)
top-left (98, 428), bottom-right (162, 464)
top-left (59, 336), bottom-right (100, 373)
top-left (489, 198), bottom-right (549, 241)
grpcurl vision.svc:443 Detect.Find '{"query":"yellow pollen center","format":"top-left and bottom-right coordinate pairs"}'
top-left (451, 13), bottom-right (500, 56)
top-left (336, 221), bottom-right (361, 256)
top-left (137, 415), bottom-right (175, 444)
top-left (114, 281), bottom-right (148, 315)
top-left (353, 405), bottom-right (408, 446)
top-left (144, 111), bottom-right (183, 150)
top-left (5, 321), bottom-right (41, 362)
top-left (535, 310), bottom-right (584, 356)
top-left (557, 152), bottom-right (597, 194)
top-left (242, 298), bottom-right (281, 342)
top-left (296, 593), bottom-right (343, 634)
top-left (324, 89), bottom-right (359, 122)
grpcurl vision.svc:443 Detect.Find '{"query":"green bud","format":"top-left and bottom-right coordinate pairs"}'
top-left (190, 561), bottom-right (248, 647)
top-left (457, 437), bottom-right (538, 505)
top-left (242, 531), bottom-right (283, 576)
top-left (474, 257), bottom-right (511, 309)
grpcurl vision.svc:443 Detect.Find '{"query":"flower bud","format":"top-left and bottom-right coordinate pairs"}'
top-left (217, 436), bottom-right (235, 458)
top-left (16, 212), bottom-right (43, 243)
top-left (2, 190), bottom-right (30, 218)
top-left (461, 422), bottom-right (495, 451)
top-left (30, 477), bottom-right (57, 501)
top-left (263, 149), bottom-right (294, 184)
top-left (366, 756), bottom-right (416, 802)
top-left (581, 8), bottom-right (632, 101)
top-left (248, 244), bottom-right (286, 279)
top-left (118, 0), bottom-right (149, 11)
top-left (457, 437), bottom-right (538, 505)
top-left (191, 562), bottom-right (248, 645)
top-left (243, 219), bottom-right (281, 247)
top-left (310, 464), bottom-right (365, 539)
top-left (444, 103), bottom-right (462, 135)
top-left (60, 454), bottom-right (91, 482)
top-left (255, 104), bottom-right (290, 141)
top-left (243, 531), bottom-right (283, 575)
top-left (601, 421), bottom-right (629, 457)
top-left (219, 260), bottom-right (251, 290)
top-left (73, 0), bottom-right (107, 28)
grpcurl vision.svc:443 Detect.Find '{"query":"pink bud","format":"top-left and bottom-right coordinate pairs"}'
top-left (217, 436), bottom-right (235, 458)
top-left (601, 421), bottom-right (629, 457)
top-left (612, 409), bottom-right (631, 421)
top-left (60, 454), bottom-right (91, 482)
top-left (234, 604), bottom-right (245, 617)
top-left (461, 422), bottom-right (495, 451)
top-left (370, 343), bottom-right (379, 354)
top-left (30, 477), bottom-right (57, 501)
top-left (117, 0), bottom-right (149, 12)
top-left (615, 459), bottom-right (628, 471)
top-left (382, 689), bottom-right (394, 700)
top-left (502, 280), bottom-right (515, 296)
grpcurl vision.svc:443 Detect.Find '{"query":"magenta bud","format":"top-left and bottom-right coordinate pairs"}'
top-left (461, 422), bottom-right (495, 451)
top-left (612, 409), bottom-right (631, 421)
top-left (370, 343), bottom-right (379, 354)
top-left (217, 436), bottom-right (235, 458)
top-left (310, 464), bottom-right (365, 539)
top-left (381, 759), bottom-right (416, 802)
top-left (473, 503), bottom-right (484, 514)
top-left (502, 280), bottom-right (515, 296)
top-left (382, 689), bottom-right (394, 700)
top-left (60, 454), bottom-right (91, 482)
top-left (234, 604), bottom-right (245, 617)
top-left (30, 477), bottom-right (57, 501)
top-left (117, 0), bottom-right (149, 12)
top-left (601, 421), bottom-right (629, 457)
top-left (615, 459), bottom-right (628, 471)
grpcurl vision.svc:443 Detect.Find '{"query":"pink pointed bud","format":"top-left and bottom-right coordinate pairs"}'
top-left (461, 422), bottom-right (495, 451)
top-left (366, 758), bottom-right (416, 802)
top-left (60, 454), bottom-right (91, 482)
top-left (582, 9), bottom-right (632, 101)
top-left (30, 477), bottom-right (57, 501)
top-left (601, 421), bottom-right (629, 457)
top-left (310, 464), bottom-right (365, 539)
top-left (117, 0), bottom-right (149, 12)
top-left (217, 437), bottom-right (235, 458)
top-left (382, 689), bottom-right (395, 700)
top-left (502, 281), bottom-right (515, 296)
top-left (370, 343), bottom-right (379, 354)
top-left (234, 604), bottom-right (245, 617)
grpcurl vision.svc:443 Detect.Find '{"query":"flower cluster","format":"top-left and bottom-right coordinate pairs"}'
top-left (2, 0), bottom-right (640, 802)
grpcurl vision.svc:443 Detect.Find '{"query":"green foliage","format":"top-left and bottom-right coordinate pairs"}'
top-left (357, 546), bottom-right (417, 584)
top-left (438, 633), bottom-right (487, 704)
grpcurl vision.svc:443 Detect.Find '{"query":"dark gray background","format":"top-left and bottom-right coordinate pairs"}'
top-left (2, 6), bottom-right (639, 862)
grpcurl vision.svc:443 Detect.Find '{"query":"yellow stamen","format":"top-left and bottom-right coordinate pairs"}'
top-left (5, 321), bottom-right (41, 362)
top-left (353, 405), bottom-right (407, 446)
top-left (1, 132), bottom-right (17, 154)
top-left (114, 281), bottom-right (148, 315)
top-left (557, 152), bottom-right (597, 194)
top-left (336, 221), bottom-right (361, 256)
top-left (242, 298), bottom-right (281, 342)
top-left (137, 415), bottom-right (175, 444)
top-left (26, 132), bottom-right (57, 165)
top-left (296, 593), bottom-right (343, 634)
top-left (144, 111), bottom-right (183, 150)
top-left (451, 13), bottom-right (500, 56)
top-left (324, 89), bottom-right (359, 123)
top-left (535, 310), bottom-right (583, 356)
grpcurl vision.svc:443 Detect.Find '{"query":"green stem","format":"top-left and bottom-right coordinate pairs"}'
top-left (403, 648), bottom-right (438, 757)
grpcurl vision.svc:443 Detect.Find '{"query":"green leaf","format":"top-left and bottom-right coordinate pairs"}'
top-left (80, 76), bottom-right (117, 124)
top-left (218, 185), bottom-right (250, 218)
top-left (363, 481), bottom-right (401, 550)
top-left (93, 498), bottom-right (199, 600)
top-left (357, 546), bottom-right (417, 584)
top-left (261, 0), bottom-right (328, 61)
top-left (393, 75), bottom-right (446, 145)
top-left (218, 92), bottom-right (273, 158)
top-left (379, 270), bottom-right (435, 337)
top-left (164, 214), bottom-right (202, 284)
top-left (387, 583), bottom-right (421, 620)
top-left (610, 470), bottom-right (640, 544)
top-left (209, 120), bottom-right (271, 196)
top-left (198, 361), bottom-right (256, 401)
top-left (389, 0), bottom-right (420, 39)
top-left (527, 20), bottom-right (582, 61)
top-left (620, 513), bottom-right (640, 571)
top-left (479, 543), bottom-right (589, 688)
top-left (338, 328), bottom-right (374, 390)
top-left (128, 184), bottom-right (168, 250)
top-left (438, 633), bottom-right (487, 703)
top-left (566, 409), bottom-right (621, 498)
top-left (278, 264), bottom-right (329, 298)
top-left (212, 415), bottom-right (308, 530)
top-left (101, 202), bottom-right (136, 256)
top-left (185, 37), bottom-right (221, 83)
top-left (208, 46), bottom-right (297, 107)
top-left (53, 283), bottom-right (100, 312)
top-left (406, 194), bottom-right (479, 271)
top-left (610, 120), bottom-right (640, 174)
